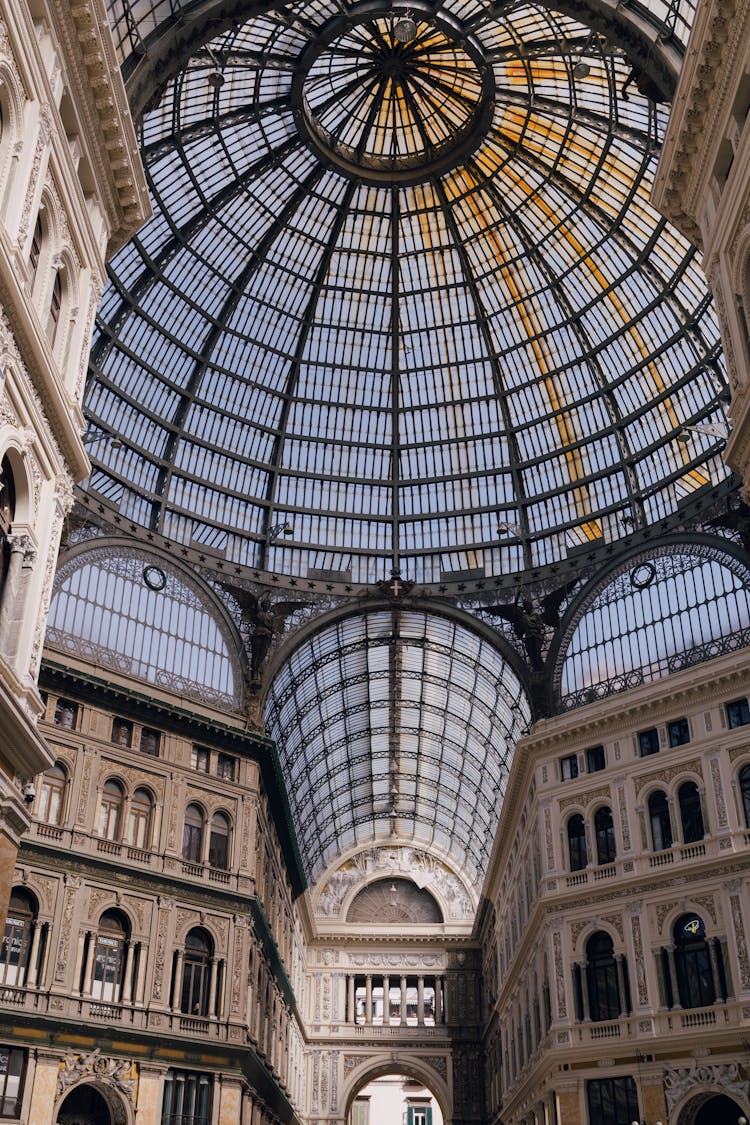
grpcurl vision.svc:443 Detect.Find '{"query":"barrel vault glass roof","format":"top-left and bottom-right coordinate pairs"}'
top-left (84, 0), bottom-right (730, 593)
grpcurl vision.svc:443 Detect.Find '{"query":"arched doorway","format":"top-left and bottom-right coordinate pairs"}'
top-left (677, 1091), bottom-right (748, 1125)
top-left (349, 1074), bottom-right (444, 1125)
top-left (57, 1083), bottom-right (112, 1124)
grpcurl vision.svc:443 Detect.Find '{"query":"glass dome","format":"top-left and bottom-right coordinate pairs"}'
top-left (84, 0), bottom-right (730, 592)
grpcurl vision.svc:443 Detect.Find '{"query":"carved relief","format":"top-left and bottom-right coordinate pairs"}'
top-left (693, 893), bottom-right (717, 926)
top-left (617, 786), bottom-right (631, 851)
top-left (423, 1055), bottom-right (448, 1080)
top-left (664, 1060), bottom-right (749, 1114)
top-left (152, 904), bottom-right (172, 1001)
top-left (56, 877), bottom-right (80, 981)
top-left (343, 1054), bottom-right (376, 1078)
top-left (602, 913), bottom-right (625, 943)
top-left (330, 1050), bottom-right (338, 1113)
top-left (544, 805), bottom-right (554, 870)
top-left (636, 759), bottom-right (703, 797)
top-left (710, 757), bottom-right (728, 826)
top-left (730, 892), bottom-right (750, 990)
top-left (656, 901), bottom-right (680, 935)
top-left (58, 1048), bottom-right (135, 1104)
top-left (631, 914), bottom-right (648, 1006)
top-left (558, 785), bottom-right (610, 812)
top-left (552, 930), bottom-right (566, 1018)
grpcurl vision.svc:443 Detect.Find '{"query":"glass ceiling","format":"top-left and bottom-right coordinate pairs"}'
top-left (264, 609), bottom-right (531, 883)
top-left (84, 0), bottom-right (730, 591)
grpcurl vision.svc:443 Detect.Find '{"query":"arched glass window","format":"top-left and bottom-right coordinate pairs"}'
top-left (0, 889), bottom-right (36, 986)
top-left (586, 931), bottom-right (622, 1021)
top-left (29, 215), bottom-right (42, 289)
top-left (594, 807), bottom-right (616, 865)
top-left (648, 791), bottom-right (672, 851)
top-left (208, 812), bottom-right (230, 870)
top-left (38, 764), bottom-right (66, 826)
top-left (183, 804), bottom-right (204, 863)
top-left (181, 928), bottom-right (212, 1015)
top-left (91, 910), bottom-right (128, 1003)
top-left (673, 914), bottom-right (716, 1009)
top-left (47, 270), bottom-right (62, 345)
top-left (128, 788), bottom-right (153, 850)
top-left (740, 765), bottom-right (750, 828)
top-left (678, 781), bottom-right (705, 844)
top-left (98, 780), bottom-right (124, 841)
top-left (0, 455), bottom-right (15, 590)
top-left (567, 814), bottom-right (587, 871)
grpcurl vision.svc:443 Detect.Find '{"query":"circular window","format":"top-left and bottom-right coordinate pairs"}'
top-left (629, 562), bottom-right (656, 590)
top-left (142, 565), bottom-right (167, 591)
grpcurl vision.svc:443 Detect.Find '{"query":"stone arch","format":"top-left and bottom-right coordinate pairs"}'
top-left (341, 1053), bottom-right (451, 1125)
top-left (55, 1076), bottom-right (135, 1125)
top-left (0, 436), bottom-right (34, 525)
top-left (673, 1088), bottom-right (750, 1125)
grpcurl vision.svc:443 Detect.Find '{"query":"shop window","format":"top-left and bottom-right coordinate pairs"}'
top-left (727, 698), bottom-right (750, 728)
top-left (98, 779), bottom-right (124, 841)
top-left (668, 717), bottom-right (690, 746)
top-left (38, 763), bottom-right (67, 825)
top-left (0, 889), bottom-right (36, 987)
top-left (216, 753), bottom-right (235, 781)
top-left (567, 814), bottom-right (587, 871)
top-left (586, 745), bottom-right (605, 773)
top-left (208, 812), bottom-right (230, 870)
top-left (161, 1069), bottom-right (212, 1125)
top-left (140, 727), bottom-right (161, 757)
top-left (91, 910), bottom-right (128, 1003)
top-left (128, 788), bottom-right (153, 850)
top-left (594, 806), bottom-right (616, 865)
top-left (53, 698), bottom-right (78, 730)
top-left (560, 754), bottom-right (578, 781)
top-left (112, 717), bottom-right (133, 748)
top-left (678, 781), bottom-right (705, 843)
top-left (638, 727), bottom-right (659, 756)
top-left (0, 1046), bottom-right (25, 1117)
top-left (586, 1077), bottom-right (639, 1125)
top-left (191, 746), bottom-right (210, 773)
top-left (181, 929), bottom-right (212, 1016)
top-left (182, 804), bottom-right (204, 863)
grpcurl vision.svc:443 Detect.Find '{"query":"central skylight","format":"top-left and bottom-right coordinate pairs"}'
top-left (84, 0), bottom-right (729, 593)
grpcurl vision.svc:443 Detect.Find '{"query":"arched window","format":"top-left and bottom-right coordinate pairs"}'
top-left (29, 215), bottom-right (42, 289)
top-left (208, 813), bottom-right (230, 870)
top-left (0, 455), bottom-right (15, 590)
top-left (585, 931), bottom-right (624, 1021)
top-left (38, 763), bottom-right (67, 825)
top-left (98, 780), bottom-right (124, 841)
top-left (91, 910), bottom-right (128, 1003)
top-left (567, 814), bottom-right (587, 871)
top-left (673, 914), bottom-right (720, 1009)
top-left (594, 807), bottom-right (616, 865)
top-left (181, 928), bottom-right (212, 1015)
top-left (128, 788), bottom-right (153, 850)
top-left (47, 269), bottom-right (62, 345)
top-left (740, 765), bottom-right (750, 827)
top-left (648, 791), bottom-right (672, 851)
top-left (183, 805), bottom-right (204, 863)
top-left (0, 889), bottom-right (36, 986)
top-left (678, 781), bottom-right (705, 843)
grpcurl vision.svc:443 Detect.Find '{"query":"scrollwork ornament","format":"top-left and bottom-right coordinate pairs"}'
top-left (57, 1049), bottom-right (136, 1104)
top-left (664, 1060), bottom-right (748, 1114)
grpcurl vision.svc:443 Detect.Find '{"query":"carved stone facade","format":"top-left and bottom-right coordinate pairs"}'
top-left (0, 0), bottom-right (147, 927)
top-left (479, 652), bottom-right (750, 1125)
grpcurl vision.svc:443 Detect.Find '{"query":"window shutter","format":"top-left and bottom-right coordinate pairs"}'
top-left (407, 1107), bottom-right (414, 1125)
top-left (426, 1108), bottom-right (433, 1125)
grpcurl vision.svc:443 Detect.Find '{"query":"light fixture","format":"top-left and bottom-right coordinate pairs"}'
top-left (206, 45), bottom-right (225, 89)
top-left (393, 10), bottom-right (417, 43)
top-left (573, 61), bottom-right (590, 78)
top-left (497, 519), bottom-right (523, 537)
top-left (268, 520), bottom-right (293, 543)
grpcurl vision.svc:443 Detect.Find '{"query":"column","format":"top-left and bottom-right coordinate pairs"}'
top-left (616, 956), bottom-right (628, 1015)
top-left (708, 939), bottom-right (723, 1003)
top-left (578, 964), bottom-right (590, 1021)
top-left (666, 946), bottom-right (681, 1008)
top-left (435, 975), bottom-right (443, 1023)
top-left (347, 976), bottom-right (354, 1023)
top-left (73, 930), bottom-right (86, 995)
top-left (171, 950), bottom-right (184, 1010)
top-left (26, 922), bottom-right (42, 987)
top-left (39, 924), bottom-right (52, 989)
top-left (365, 974), bottom-right (372, 1024)
top-left (135, 943), bottom-right (147, 1005)
top-left (121, 941), bottom-right (134, 1004)
top-left (383, 975), bottom-right (390, 1024)
top-left (81, 932), bottom-right (95, 997)
top-left (0, 534), bottom-right (35, 664)
top-left (417, 976), bottom-right (425, 1024)
top-left (208, 959), bottom-right (218, 1017)
top-left (400, 976), bottom-right (407, 1025)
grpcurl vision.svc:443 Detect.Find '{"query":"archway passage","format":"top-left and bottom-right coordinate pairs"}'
top-left (349, 1074), bottom-right (444, 1125)
top-left (57, 1083), bottom-right (113, 1125)
top-left (679, 1092), bottom-right (748, 1125)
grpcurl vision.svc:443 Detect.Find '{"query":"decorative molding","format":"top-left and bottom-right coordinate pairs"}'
top-left (664, 1060), bottom-right (749, 1114)
top-left (57, 1048), bottom-right (135, 1103)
